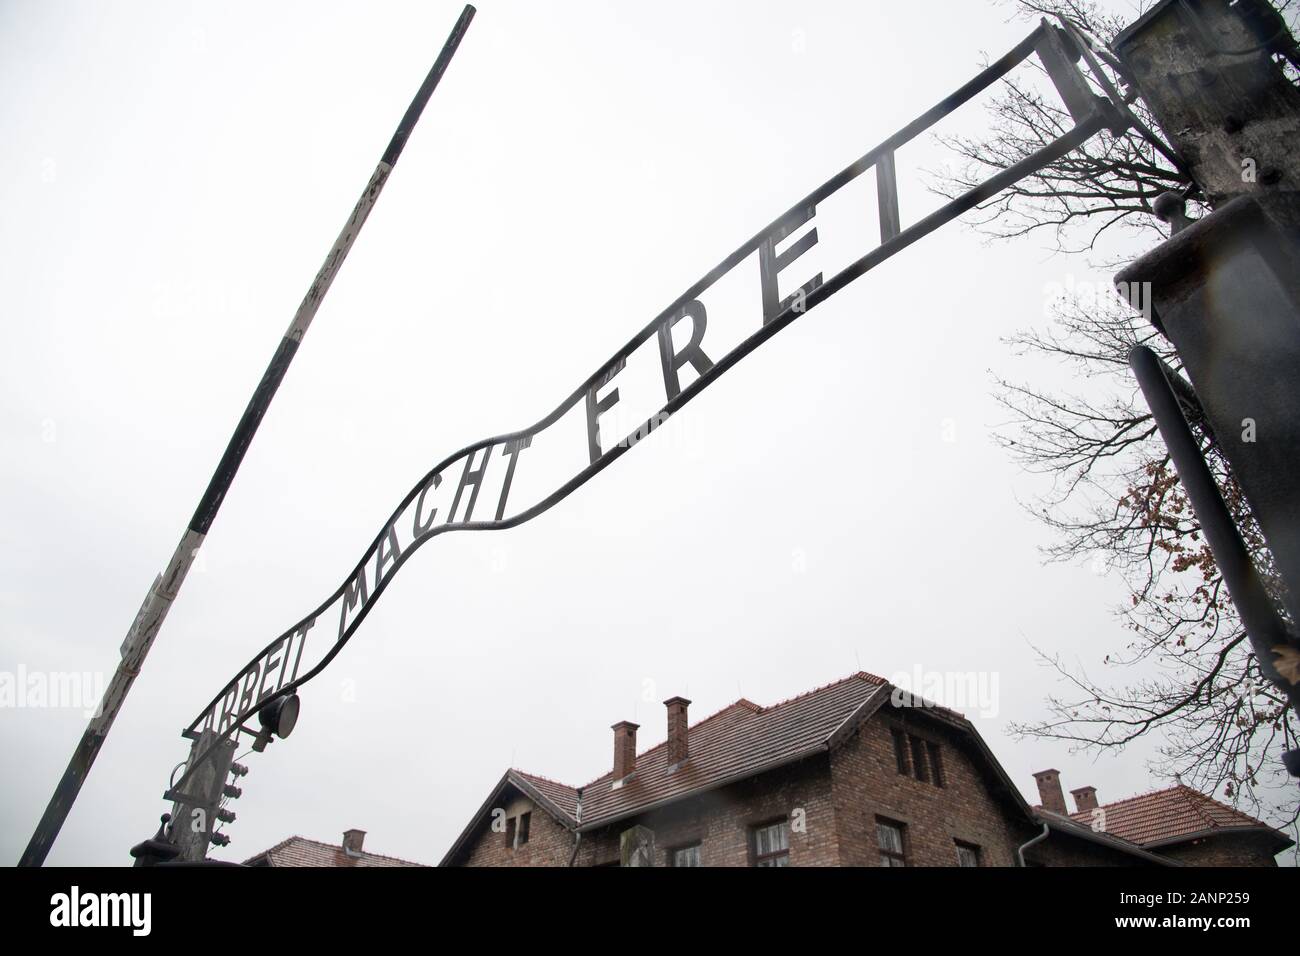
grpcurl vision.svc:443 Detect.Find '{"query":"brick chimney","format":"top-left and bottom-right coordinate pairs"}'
top-left (664, 696), bottom-right (691, 766)
top-left (612, 720), bottom-right (639, 781)
top-left (342, 828), bottom-right (366, 857)
top-left (1032, 769), bottom-right (1068, 815)
top-left (1071, 786), bottom-right (1099, 814)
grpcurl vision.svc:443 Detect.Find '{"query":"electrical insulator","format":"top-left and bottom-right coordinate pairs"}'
top-left (222, 784), bottom-right (242, 799)
top-left (210, 833), bottom-right (231, 847)
top-left (230, 762), bottom-right (249, 777)
top-left (216, 808), bottom-right (237, 824)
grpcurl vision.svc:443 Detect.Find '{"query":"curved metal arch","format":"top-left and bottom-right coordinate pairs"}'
top-left (171, 22), bottom-right (1120, 796)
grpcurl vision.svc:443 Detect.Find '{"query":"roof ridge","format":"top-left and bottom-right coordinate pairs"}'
top-left (689, 697), bottom-right (765, 726)
top-left (577, 697), bottom-right (766, 788)
top-left (242, 834), bottom-right (302, 863)
top-left (760, 671), bottom-right (888, 713)
top-left (1174, 784), bottom-right (1273, 829)
top-left (292, 836), bottom-right (338, 847)
top-left (1173, 785), bottom-right (1224, 831)
top-left (351, 847), bottom-right (426, 865)
top-left (512, 768), bottom-right (577, 791)
top-left (1085, 782), bottom-right (1273, 833)
top-left (1091, 781), bottom-right (1186, 811)
top-left (574, 672), bottom-right (886, 789)
top-left (280, 834), bottom-right (423, 865)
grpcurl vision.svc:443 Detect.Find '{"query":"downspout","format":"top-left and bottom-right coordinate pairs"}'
top-left (1017, 822), bottom-right (1050, 867)
top-left (568, 787), bottom-right (584, 867)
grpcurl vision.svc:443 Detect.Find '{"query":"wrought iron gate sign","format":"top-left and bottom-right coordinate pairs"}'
top-left (185, 21), bottom-right (1124, 748)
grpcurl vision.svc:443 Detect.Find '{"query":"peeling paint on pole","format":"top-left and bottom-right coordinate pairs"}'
top-left (19, 5), bottom-right (478, 867)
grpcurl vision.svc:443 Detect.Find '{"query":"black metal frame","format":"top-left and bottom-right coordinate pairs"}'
top-left (169, 21), bottom-right (1127, 800)
top-left (1129, 346), bottom-right (1300, 719)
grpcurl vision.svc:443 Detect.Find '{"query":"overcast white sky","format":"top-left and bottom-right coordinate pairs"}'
top-left (0, 0), bottom-right (1176, 866)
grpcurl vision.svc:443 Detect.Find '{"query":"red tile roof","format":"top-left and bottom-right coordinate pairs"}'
top-left (513, 771), bottom-right (581, 819)
top-left (443, 671), bottom-right (1059, 865)
top-left (506, 672), bottom-right (893, 830)
top-left (243, 835), bottom-right (426, 867)
top-left (442, 669), bottom-right (1197, 866)
top-left (1067, 784), bottom-right (1286, 848)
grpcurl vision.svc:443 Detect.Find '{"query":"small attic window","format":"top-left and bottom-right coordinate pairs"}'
top-left (909, 735), bottom-right (930, 783)
top-left (890, 728), bottom-right (910, 775)
top-left (927, 742), bottom-right (945, 788)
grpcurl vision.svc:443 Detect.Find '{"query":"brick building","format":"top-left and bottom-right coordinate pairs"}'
top-left (440, 671), bottom-right (1292, 867)
top-left (1049, 781), bottom-right (1292, 867)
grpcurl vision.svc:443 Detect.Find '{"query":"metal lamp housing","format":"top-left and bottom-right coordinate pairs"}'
top-left (258, 693), bottom-right (301, 740)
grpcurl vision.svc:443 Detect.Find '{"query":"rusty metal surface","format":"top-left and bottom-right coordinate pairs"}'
top-left (1130, 345), bottom-right (1300, 715)
top-left (20, 5), bottom-right (477, 868)
top-left (1114, 0), bottom-right (1300, 207)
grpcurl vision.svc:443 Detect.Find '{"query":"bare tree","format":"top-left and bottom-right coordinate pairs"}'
top-left (934, 0), bottom-right (1300, 849)
top-left (935, 0), bottom-right (1198, 255)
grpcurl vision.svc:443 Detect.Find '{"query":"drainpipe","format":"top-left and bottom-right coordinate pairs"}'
top-left (1017, 823), bottom-right (1050, 867)
top-left (568, 787), bottom-right (584, 867)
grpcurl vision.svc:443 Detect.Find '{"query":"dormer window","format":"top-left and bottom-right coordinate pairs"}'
top-left (892, 725), bottom-right (944, 789)
top-left (909, 736), bottom-right (930, 783)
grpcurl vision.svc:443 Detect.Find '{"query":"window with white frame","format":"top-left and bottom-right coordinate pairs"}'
top-left (877, 818), bottom-right (907, 867)
top-left (752, 820), bottom-right (790, 867)
top-left (672, 843), bottom-right (701, 867)
top-left (955, 841), bottom-right (980, 867)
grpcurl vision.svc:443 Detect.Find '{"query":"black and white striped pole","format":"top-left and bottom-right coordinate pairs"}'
top-left (19, 3), bottom-right (476, 867)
